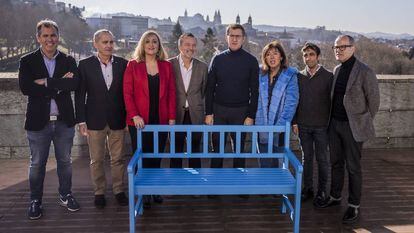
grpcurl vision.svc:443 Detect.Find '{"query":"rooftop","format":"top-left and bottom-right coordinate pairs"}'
top-left (1, 149), bottom-right (413, 232)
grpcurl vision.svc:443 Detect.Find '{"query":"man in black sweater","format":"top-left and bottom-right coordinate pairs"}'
top-left (205, 24), bottom-right (259, 169)
top-left (292, 43), bottom-right (333, 207)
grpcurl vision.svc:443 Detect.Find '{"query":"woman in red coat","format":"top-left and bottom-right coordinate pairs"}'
top-left (123, 30), bottom-right (176, 208)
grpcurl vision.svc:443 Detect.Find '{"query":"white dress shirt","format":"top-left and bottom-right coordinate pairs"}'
top-left (178, 54), bottom-right (193, 108)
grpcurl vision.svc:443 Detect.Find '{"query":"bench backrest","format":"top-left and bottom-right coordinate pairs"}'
top-left (136, 122), bottom-right (291, 159)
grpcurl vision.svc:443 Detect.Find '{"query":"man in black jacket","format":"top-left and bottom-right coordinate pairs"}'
top-left (19, 19), bottom-right (80, 220)
top-left (75, 29), bottom-right (128, 208)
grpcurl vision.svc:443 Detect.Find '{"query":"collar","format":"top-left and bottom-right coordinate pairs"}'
top-left (40, 48), bottom-right (59, 60)
top-left (306, 64), bottom-right (321, 77)
top-left (341, 55), bottom-right (356, 68)
top-left (228, 47), bottom-right (243, 54)
top-left (178, 54), bottom-right (193, 70)
top-left (96, 54), bottom-right (113, 66)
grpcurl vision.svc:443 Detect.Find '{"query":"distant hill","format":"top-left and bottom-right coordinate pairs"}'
top-left (254, 24), bottom-right (413, 40)
top-left (362, 32), bottom-right (414, 40)
top-left (253, 24), bottom-right (307, 32)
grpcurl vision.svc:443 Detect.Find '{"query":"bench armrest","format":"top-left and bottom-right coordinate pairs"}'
top-left (127, 149), bottom-right (142, 174)
top-left (284, 148), bottom-right (303, 175)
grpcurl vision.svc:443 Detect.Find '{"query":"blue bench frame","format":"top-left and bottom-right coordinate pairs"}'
top-left (128, 122), bottom-right (303, 233)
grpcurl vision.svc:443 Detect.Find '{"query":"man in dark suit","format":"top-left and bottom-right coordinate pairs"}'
top-left (168, 33), bottom-right (208, 168)
top-left (19, 19), bottom-right (80, 220)
top-left (319, 35), bottom-right (380, 224)
top-left (75, 29), bottom-right (128, 208)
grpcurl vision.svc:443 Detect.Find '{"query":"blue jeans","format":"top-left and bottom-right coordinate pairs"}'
top-left (27, 121), bottom-right (75, 201)
top-left (298, 125), bottom-right (329, 194)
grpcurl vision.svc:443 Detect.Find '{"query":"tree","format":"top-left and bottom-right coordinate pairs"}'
top-left (166, 21), bottom-right (183, 57)
top-left (57, 13), bottom-right (91, 59)
top-left (201, 27), bottom-right (218, 64)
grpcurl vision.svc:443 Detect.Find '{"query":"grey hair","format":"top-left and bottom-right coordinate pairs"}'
top-left (93, 29), bottom-right (114, 43)
top-left (177, 33), bottom-right (196, 46)
top-left (336, 34), bottom-right (355, 45)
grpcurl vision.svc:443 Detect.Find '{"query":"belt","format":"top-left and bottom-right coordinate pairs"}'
top-left (49, 115), bottom-right (62, 121)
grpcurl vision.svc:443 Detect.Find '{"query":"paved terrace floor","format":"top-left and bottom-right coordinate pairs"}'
top-left (0, 149), bottom-right (413, 233)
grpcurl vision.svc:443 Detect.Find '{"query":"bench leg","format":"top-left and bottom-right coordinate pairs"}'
top-left (138, 195), bottom-right (144, 216)
top-left (129, 196), bottom-right (136, 233)
top-left (293, 193), bottom-right (301, 233)
top-left (281, 195), bottom-right (287, 214)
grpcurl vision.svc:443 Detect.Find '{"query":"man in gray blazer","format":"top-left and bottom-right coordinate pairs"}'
top-left (319, 35), bottom-right (380, 224)
top-left (168, 33), bottom-right (208, 168)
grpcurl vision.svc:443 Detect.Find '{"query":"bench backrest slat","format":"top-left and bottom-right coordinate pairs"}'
top-left (136, 123), bottom-right (291, 158)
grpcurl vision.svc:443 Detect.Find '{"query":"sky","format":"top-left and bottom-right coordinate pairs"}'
top-left (65, 0), bottom-right (414, 35)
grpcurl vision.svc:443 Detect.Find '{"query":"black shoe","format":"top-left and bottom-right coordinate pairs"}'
top-left (316, 196), bottom-right (341, 209)
top-left (28, 200), bottom-right (42, 220)
top-left (313, 192), bottom-right (328, 208)
top-left (143, 195), bottom-right (151, 209)
top-left (207, 195), bottom-right (218, 199)
top-left (342, 206), bottom-right (360, 224)
top-left (238, 195), bottom-right (250, 199)
top-left (59, 194), bottom-right (80, 212)
top-left (301, 188), bottom-right (314, 202)
top-left (115, 192), bottom-right (128, 206)
top-left (94, 195), bottom-right (106, 209)
top-left (152, 195), bottom-right (163, 204)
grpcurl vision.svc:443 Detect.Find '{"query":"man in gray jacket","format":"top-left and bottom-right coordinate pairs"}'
top-left (169, 33), bottom-right (208, 168)
top-left (319, 35), bottom-right (380, 224)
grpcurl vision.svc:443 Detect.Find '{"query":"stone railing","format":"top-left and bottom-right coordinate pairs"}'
top-left (0, 73), bottom-right (413, 158)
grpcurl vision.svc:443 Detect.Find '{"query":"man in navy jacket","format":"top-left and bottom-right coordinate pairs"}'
top-left (19, 19), bottom-right (80, 220)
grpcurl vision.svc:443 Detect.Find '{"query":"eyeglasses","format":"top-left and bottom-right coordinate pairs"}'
top-left (332, 45), bottom-right (353, 51)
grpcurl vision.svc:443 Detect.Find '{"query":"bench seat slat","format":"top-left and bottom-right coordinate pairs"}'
top-left (134, 168), bottom-right (296, 195)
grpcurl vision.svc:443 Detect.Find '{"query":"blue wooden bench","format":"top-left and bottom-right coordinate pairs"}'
top-left (127, 122), bottom-right (303, 233)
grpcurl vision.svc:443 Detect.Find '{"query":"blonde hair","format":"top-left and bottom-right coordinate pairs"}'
top-left (133, 30), bottom-right (167, 62)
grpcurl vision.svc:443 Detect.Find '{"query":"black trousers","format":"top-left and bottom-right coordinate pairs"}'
top-left (170, 109), bottom-right (202, 168)
top-left (298, 125), bottom-right (329, 194)
top-left (211, 103), bottom-right (248, 168)
top-left (329, 118), bottom-right (363, 206)
top-left (128, 126), bottom-right (167, 168)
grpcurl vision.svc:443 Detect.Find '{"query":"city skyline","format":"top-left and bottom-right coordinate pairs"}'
top-left (64, 0), bottom-right (414, 35)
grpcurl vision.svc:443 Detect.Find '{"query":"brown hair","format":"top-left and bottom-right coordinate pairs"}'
top-left (261, 40), bottom-right (288, 74)
top-left (133, 30), bottom-right (167, 62)
top-left (226, 24), bottom-right (246, 36)
top-left (36, 19), bottom-right (59, 37)
top-left (301, 42), bottom-right (321, 56)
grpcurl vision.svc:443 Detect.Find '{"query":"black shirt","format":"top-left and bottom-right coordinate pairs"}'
top-left (332, 55), bottom-right (356, 121)
top-left (148, 73), bottom-right (160, 124)
top-left (268, 70), bottom-right (281, 110)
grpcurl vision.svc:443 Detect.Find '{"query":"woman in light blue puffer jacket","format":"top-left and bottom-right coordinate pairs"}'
top-left (255, 41), bottom-right (299, 167)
